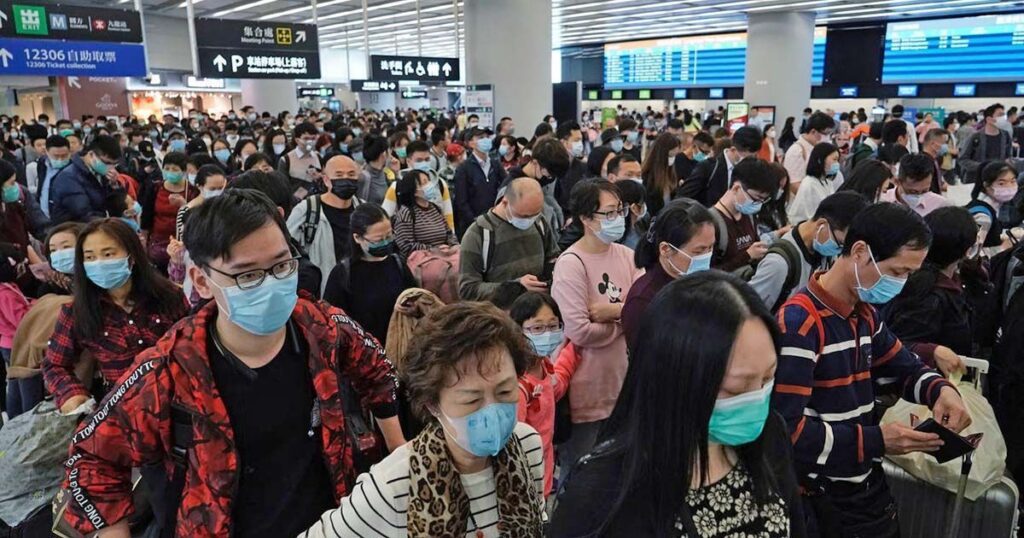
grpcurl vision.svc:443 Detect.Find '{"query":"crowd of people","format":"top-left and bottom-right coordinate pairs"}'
top-left (0, 99), bottom-right (1021, 537)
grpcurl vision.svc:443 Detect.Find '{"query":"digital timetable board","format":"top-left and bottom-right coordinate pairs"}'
top-left (603, 27), bottom-right (826, 89)
top-left (883, 14), bottom-right (1024, 84)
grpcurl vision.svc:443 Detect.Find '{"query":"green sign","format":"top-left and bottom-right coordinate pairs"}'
top-left (611, 90), bottom-right (622, 99)
top-left (919, 107), bottom-right (945, 125)
top-left (638, 90), bottom-right (651, 99)
top-left (587, 90), bottom-right (599, 100)
top-left (13, 4), bottom-right (48, 36)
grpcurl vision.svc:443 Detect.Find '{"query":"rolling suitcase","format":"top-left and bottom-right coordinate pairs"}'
top-left (883, 357), bottom-right (1020, 538)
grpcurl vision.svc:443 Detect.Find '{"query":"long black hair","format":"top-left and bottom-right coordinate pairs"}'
top-left (598, 271), bottom-right (782, 536)
top-left (347, 202), bottom-right (390, 261)
top-left (840, 159), bottom-right (893, 203)
top-left (806, 142), bottom-right (839, 183)
top-left (72, 218), bottom-right (185, 340)
top-left (634, 198), bottom-right (713, 270)
top-left (972, 161), bottom-right (1015, 200)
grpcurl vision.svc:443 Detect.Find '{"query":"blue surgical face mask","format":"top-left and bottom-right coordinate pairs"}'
top-left (168, 139), bottom-right (186, 152)
top-left (422, 182), bottom-right (441, 203)
top-left (592, 214), bottom-right (626, 244)
top-left (498, 145), bottom-right (510, 157)
top-left (610, 138), bottom-right (624, 153)
top-left (214, 148), bottom-right (231, 163)
top-left (476, 136), bottom-right (493, 153)
top-left (854, 246), bottom-right (908, 304)
top-left (508, 206), bottom-right (539, 230)
top-left (50, 248), bottom-right (75, 274)
top-left (735, 189), bottom-right (763, 216)
top-left (353, 151), bottom-right (365, 163)
top-left (395, 147), bottom-right (408, 159)
top-left (84, 257), bottom-right (132, 290)
top-left (120, 217), bottom-right (141, 233)
top-left (163, 170), bottom-right (184, 184)
top-left (827, 162), bottom-right (840, 177)
top-left (2, 184), bottom-right (19, 203)
top-left (89, 156), bottom-right (109, 176)
top-left (693, 151), bottom-right (707, 163)
top-left (571, 140), bottom-right (584, 158)
top-left (526, 329), bottom-right (563, 358)
top-left (340, 143), bottom-right (349, 153)
top-left (211, 271), bottom-right (298, 335)
top-left (667, 244), bottom-right (712, 276)
top-left (352, 128), bottom-right (363, 137)
top-left (50, 157), bottom-right (70, 169)
top-left (938, 143), bottom-right (949, 156)
top-left (625, 131), bottom-right (639, 144)
top-left (412, 160), bottom-right (432, 172)
top-left (273, 143), bottom-right (286, 155)
top-left (812, 223), bottom-right (842, 258)
top-left (708, 380), bottom-right (774, 446)
top-left (437, 402), bottom-right (518, 457)
top-left (203, 188), bottom-right (223, 199)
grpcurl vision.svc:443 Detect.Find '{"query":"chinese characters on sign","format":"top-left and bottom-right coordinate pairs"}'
top-left (370, 54), bottom-right (459, 82)
top-left (0, 1), bottom-right (144, 43)
top-left (196, 16), bottom-right (319, 79)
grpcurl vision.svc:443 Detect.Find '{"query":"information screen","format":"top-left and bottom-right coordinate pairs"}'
top-left (603, 28), bottom-right (825, 89)
top-left (882, 14), bottom-right (1024, 84)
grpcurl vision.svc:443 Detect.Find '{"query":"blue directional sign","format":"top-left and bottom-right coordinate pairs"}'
top-left (0, 36), bottom-right (145, 76)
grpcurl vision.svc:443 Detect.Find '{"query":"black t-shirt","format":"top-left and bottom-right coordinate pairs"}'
top-left (321, 202), bottom-right (355, 261)
top-left (984, 133), bottom-right (1006, 160)
top-left (323, 256), bottom-right (413, 346)
top-left (674, 153), bottom-right (697, 182)
top-left (208, 322), bottom-right (335, 538)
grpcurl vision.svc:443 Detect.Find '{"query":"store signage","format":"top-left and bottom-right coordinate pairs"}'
top-left (351, 79), bottom-right (397, 92)
top-left (298, 87), bottom-right (334, 97)
top-left (59, 76), bottom-right (130, 119)
top-left (196, 17), bottom-right (320, 79)
top-left (465, 84), bottom-right (494, 129)
top-left (370, 54), bottom-right (459, 82)
top-left (0, 36), bottom-right (145, 76)
top-left (0, 1), bottom-right (143, 43)
top-left (185, 76), bottom-right (224, 89)
top-left (839, 86), bottom-right (859, 98)
top-left (400, 89), bottom-right (427, 99)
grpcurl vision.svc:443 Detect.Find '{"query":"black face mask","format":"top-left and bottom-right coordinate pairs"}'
top-left (538, 174), bottom-right (555, 186)
top-left (331, 179), bottom-right (358, 200)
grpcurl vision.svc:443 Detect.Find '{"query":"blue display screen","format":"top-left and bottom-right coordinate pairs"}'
top-left (839, 86), bottom-right (859, 97)
top-left (883, 14), bottom-right (1024, 84)
top-left (709, 88), bottom-right (724, 98)
top-left (953, 84), bottom-right (976, 96)
top-left (674, 88), bottom-right (688, 99)
top-left (604, 27), bottom-right (826, 89)
top-left (1016, 83), bottom-right (1024, 96)
top-left (897, 84), bottom-right (919, 97)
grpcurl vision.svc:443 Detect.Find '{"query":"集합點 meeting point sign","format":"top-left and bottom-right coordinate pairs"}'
top-left (196, 17), bottom-right (320, 79)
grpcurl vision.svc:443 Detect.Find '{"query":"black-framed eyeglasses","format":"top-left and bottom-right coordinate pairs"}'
top-left (523, 323), bottom-right (563, 336)
top-left (207, 257), bottom-right (300, 290)
top-left (742, 187), bottom-right (770, 204)
top-left (593, 206), bottom-right (629, 222)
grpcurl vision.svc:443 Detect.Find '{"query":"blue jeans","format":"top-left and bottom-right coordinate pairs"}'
top-left (2, 348), bottom-right (44, 419)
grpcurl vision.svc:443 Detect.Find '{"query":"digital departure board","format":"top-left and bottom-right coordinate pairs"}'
top-left (603, 28), bottom-right (826, 89)
top-left (882, 14), bottom-right (1024, 84)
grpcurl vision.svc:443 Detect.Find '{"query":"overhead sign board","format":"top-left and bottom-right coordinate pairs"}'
top-left (400, 88), bottom-right (427, 99)
top-left (298, 86), bottom-right (334, 98)
top-left (0, 36), bottom-right (145, 76)
top-left (351, 79), bottom-right (397, 92)
top-left (184, 76), bottom-right (224, 89)
top-left (370, 54), bottom-right (459, 82)
top-left (196, 17), bottom-right (320, 79)
top-left (0, 1), bottom-right (143, 43)
top-left (897, 84), bottom-right (919, 97)
top-left (839, 86), bottom-right (859, 98)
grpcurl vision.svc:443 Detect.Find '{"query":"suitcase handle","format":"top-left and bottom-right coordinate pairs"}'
top-left (960, 356), bottom-right (988, 374)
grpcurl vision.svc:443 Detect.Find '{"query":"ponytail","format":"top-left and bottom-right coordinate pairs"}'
top-left (634, 198), bottom-right (713, 270)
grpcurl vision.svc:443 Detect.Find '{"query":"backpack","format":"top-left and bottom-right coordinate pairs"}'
top-left (762, 240), bottom-right (805, 312)
top-left (407, 249), bottom-right (460, 304)
top-left (300, 195), bottom-right (321, 247)
top-left (480, 212), bottom-right (549, 278)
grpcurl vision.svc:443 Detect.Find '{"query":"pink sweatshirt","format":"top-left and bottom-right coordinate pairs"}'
top-left (0, 283), bottom-right (32, 349)
top-left (551, 243), bottom-right (641, 424)
top-left (517, 342), bottom-right (581, 496)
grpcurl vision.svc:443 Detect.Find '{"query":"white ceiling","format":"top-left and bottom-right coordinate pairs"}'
top-left (108, 0), bottom-right (1024, 58)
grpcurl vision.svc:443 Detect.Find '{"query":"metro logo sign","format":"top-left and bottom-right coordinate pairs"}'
top-left (92, 19), bottom-right (105, 31)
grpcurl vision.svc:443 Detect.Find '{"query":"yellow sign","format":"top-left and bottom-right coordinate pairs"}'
top-left (275, 27), bottom-right (292, 45)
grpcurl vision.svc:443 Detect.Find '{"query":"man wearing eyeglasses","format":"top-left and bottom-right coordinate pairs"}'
top-left (57, 189), bottom-right (403, 538)
top-left (710, 158), bottom-right (778, 273)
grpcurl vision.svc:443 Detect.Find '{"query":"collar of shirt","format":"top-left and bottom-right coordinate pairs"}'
top-left (807, 270), bottom-right (871, 320)
top-left (865, 138), bottom-right (879, 150)
top-left (978, 192), bottom-right (1000, 209)
top-left (791, 225), bottom-right (822, 266)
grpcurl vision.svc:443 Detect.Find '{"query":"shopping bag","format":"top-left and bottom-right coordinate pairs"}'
top-left (407, 247), bottom-right (461, 305)
top-left (881, 383), bottom-right (1007, 501)
top-left (0, 399), bottom-right (89, 527)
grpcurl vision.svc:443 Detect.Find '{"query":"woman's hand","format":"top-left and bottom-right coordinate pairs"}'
top-left (167, 237), bottom-right (185, 265)
top-left (60, 395), bottom-right (90, 415)
top-left (589, 302), bottom-right (623, 323)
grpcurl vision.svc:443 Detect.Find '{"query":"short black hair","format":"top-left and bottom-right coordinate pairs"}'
top-left (840, 202), bottom-right (932, 261)
top-left (891, 104), bottom-right (905, 118)
top-left (406, 139), bottom-right (430, 156)
top-left (570, 178), bottom-right (621, 219)
top-left (531, 137), bottom-right (571, 178)
top-left (195, 163), bottom-right (226, 188)
top-left (812, 192), bottom-right (869, 232)
top-left (693, 131), bottom-right (714, 148)
top-left (161, 151), bottom-right (188, 170)
top-left (46, 134), bottom-right (70, 149)
top-left (243, 151), bottom-right (273, 171)
top-left (431, 127), bottom-right (447, 146)
top-left (348, 203), bottom-right (389, 258)
top-left (985, 103), bottom-right (1004, 118)
top-left (88, 134), bottom-right (122, 160)
top-left (878, 143), bottom-right (909, 166)
top-left (731, 126), bottom-right (762, 153)
top-left (555, 120), bottom-right (581, 141)
top-left (667, 118), bottom-right (685, 130)
top-left (229, 169), bottom-right (295, 214)
top-left (607, 153), bottom-right (638, 176)
top-left (806, 142), bottom-right (839, 180)
top-left (924, 206), bottom-right (977, 268)
top-left (898, 153), bottom-right (934, 184)
top-left (805, 112), bottom-right (835, 134)
top-left (184, 188), bottom-right (289, 267)
top-left (618, 117), bottom-right (638, 132)
top-left (293, 121), bottom-right (318, 138)
top-left (881, 119), bottom-right (908, 144)
top-left (488, 281), bottom-right (527, 310)
top-left (615, 176), bottom-right (646, 207)
top-left (732, 158), bottom-right (777, 195)
top-left (362, 134), bottom-right (389, 162)
top-left (188, 153), bottom-right (216, 170)
top-left (868, 121), bottom-right (884, 140)
top-left (508, 291), bottom-right (561, 326)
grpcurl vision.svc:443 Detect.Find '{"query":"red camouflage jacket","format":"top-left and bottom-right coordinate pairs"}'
top-left (60, 297), bottom-right (399, 537)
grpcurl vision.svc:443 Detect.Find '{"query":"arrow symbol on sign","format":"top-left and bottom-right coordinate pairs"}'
top-left (296, 30), bottom-right (306, 43)
top-left (0, 11), bottom-right (8, 30)
top-left (0, 48), bottom-right (12, 68)
top-left (213, 54), bottom-right (227, 72)
top-left (441, 62), bottom-right (452, 77)
top-left (68, 76), bottom-right (81, 89)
